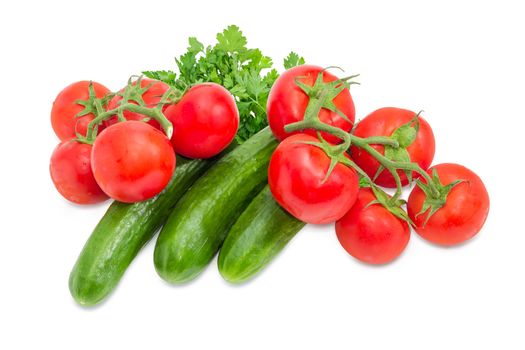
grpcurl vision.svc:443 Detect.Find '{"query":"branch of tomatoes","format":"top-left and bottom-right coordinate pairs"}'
top-left (75, 76), bottom-right (182, 145)
top-left (281, 69), bottom-right (446, 223)
top-left (267, 64), bottom-right (489, 264)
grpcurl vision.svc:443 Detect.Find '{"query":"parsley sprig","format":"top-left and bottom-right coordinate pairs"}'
top-left (143, 25), bottom-right (304, 143)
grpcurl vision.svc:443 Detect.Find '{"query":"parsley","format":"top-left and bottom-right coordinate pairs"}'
top-left (284, 52), bottom-right (305, 70)
top-left (143, 25), bottom-right (304, 143)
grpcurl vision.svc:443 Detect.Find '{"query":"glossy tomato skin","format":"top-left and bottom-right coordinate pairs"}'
top-left (268, 133), bottom-right (359, 224)
top-left (267, 65), bottom-right (355, 143)
top-left (164, 83), bottom-right (239, 159)
top-left (91, 121), bottom-right (176, 203)
top-left (350, 107), bottom-right (435, 188)
top-left (105, 79), bottom-right (170, 130)
top-left (51, 81), bottom-right (110, 140)
top-left (407, 163), bottom-right (489, 246)
top-left (335, 188), bottom-right (410, 264)
top-left (50, 140), bottom-right (108, 204)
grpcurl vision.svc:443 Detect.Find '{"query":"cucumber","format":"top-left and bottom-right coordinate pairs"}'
top-left (69, 156), bottom-right (216, 306)
top-left (218, 185), bottom-right (305, 283)
top-left (154, 127), bottom-right (278, 284)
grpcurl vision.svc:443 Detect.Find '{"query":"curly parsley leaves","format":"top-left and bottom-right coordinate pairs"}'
top-left (143, 25), bottom-right (304, 143)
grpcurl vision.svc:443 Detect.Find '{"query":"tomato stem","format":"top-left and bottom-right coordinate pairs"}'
top-left (288, 69), bottom-right (441, 200)
top-left (350, 138), bottom-right (439, 199)
top-left (357, 135), bottom-right (399, 148)
top-left (285, 89), bottom-right (351, 155)
top-left (80, 77), bottom-right (179, 143)
top-left (86, 104), bottom-right (173, 141)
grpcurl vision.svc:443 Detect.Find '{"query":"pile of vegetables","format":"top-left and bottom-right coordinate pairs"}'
top-left (49, 26), bottom-right (490, 307)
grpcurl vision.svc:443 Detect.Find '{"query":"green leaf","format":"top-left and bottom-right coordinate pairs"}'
top-left (230, 84), bottom-right (248, 99)
top-left (263, 69), bottom-right (279, 86)
top-left (143, 70), bottom-right (177, 85)
top-left (244, 70), bottom-right (267, 99)
top-left (242, 48), bottom-right (273, 70)
top-left (188, 37), bottom-right (204, 54)
top-left (175, 52), bottom-right (197, 80)
top-left (284, 52), bottom-right (305, 69)
top-left (216, 25), bottom-right (247, 53)
top-left (222, 75), bottom-right (234, 89)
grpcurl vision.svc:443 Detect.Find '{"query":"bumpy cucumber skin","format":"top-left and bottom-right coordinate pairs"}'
top-left (69, 156), bottom-right (213, 306)
top-left (218, 185), bottom-right (305, 283)
top-left (154, 127), bottom-right (278, 284)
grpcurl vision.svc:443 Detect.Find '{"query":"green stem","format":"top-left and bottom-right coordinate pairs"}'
top-left (357, 135), bottom-right (399, 148)
top-left (351, 137), bottom-right (439, 197)
top-left (285, 89), bottom-right (351, 154)
top-left (284, 69), bottom-right (441, 203)
top-left (86, 103), bottom-right (173, 141)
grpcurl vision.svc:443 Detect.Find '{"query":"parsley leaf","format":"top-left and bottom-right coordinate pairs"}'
top-left (216, 25), bottom-right (247, 52)
top-left (141, 70), bottom-right (177, 86)
top-left (284, 52), bottom-right (305, 70)
top-left (143, 25), bottom-right (305, 143)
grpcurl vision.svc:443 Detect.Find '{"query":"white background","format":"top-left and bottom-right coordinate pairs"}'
top-left (1, 1), bottom-right (523, 349)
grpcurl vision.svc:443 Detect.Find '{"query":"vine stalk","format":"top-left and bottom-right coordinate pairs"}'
top-left (283, 71), bottom-right (441, 203)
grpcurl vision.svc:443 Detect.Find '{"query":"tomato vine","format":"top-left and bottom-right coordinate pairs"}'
top-left (75, 77), bottom-right (181, 144)
top-left (283, 70), bottom-right (447, 222)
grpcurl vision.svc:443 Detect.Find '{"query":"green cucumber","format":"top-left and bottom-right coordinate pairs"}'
top-left (154, 127), bottom-right (278, 284)
top-left (218, 185), bottom-right (305, 283)
top-left (69, 156), bottom-right (216, 306)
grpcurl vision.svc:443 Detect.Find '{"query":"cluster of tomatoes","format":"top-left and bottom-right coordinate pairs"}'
top-left (50, 79), bottom-right (240, 204)
top-left (265, 65), bottom-right (490, 264)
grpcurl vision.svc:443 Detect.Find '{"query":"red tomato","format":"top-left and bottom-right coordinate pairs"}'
top-left (267, 65), bottom-right (355, 143)
top-left (350, 107), bottom-right (435, 188)
top-left (268, 133), bottom-right (359, 224)
top-left (50, 140), bottom-right (108, 204)
top-left (407, 163), bottom-right (489, 246)
top-left (105, 79), bottom-right (170, 130)
top-left (51, 81), bottom-right (110, 140)
top-left (91, 121), bottom-right (176, 203)
top-left (335, 188), bottom-right (410, 264)
top-left (164, 83), bottom-right (239, 159)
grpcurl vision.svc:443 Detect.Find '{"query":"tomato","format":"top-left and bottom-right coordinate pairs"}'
top-left (91, 121), bottom-right (176, 203)
top-left (51, 81), bottom-right (110, 140)
top-left (268, 133), bottom-right (359, 224)
top-left (105, 79), bottom-right (170, 130)
top-left (350, 107), bottom-right (435, 188)
top-left (50, 140), bottom-right (108, 204)
top-left (267, 65), bottom-right (355, 143)
top-left (407, 163), bottom-right (489, 246)
top-left (335, 188), bottom-right (410, 264)
top-left (164, 83), bottom-right (239, 159)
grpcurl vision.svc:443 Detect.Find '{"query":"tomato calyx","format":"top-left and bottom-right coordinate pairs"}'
top-left (74, 82), bottom-right (113, 143)
top-left (297, 133), bottom-right (365, 183)
top-left (294, 68), bottom-right (359, 124)
top-left (359, 184), bottom-right (414, 225)
top-left (74, 82), bottom-right (113, 119)
top-left (112, 76), bottom-right (181, 123)
top-left (77, 76), bottom-right (183, 144)
top-left (373, 112), bottom-right (422, 184)
top-left (285, 87), bottom-right (354, 155)
top-left (415, 168), bottom-right (465, 225)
